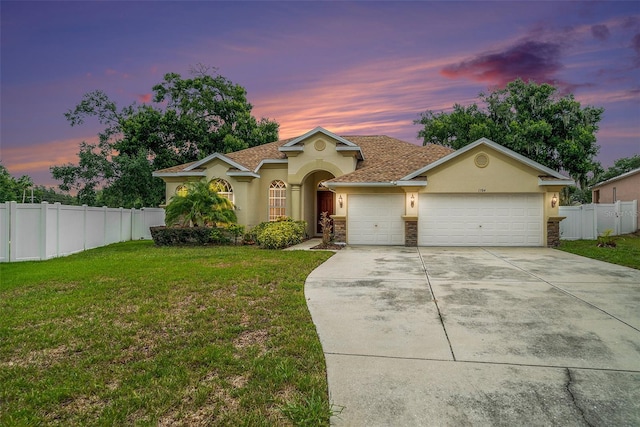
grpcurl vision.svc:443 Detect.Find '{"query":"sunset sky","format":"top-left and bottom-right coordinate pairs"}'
top-left (2, 1), bottom-right (639, 187)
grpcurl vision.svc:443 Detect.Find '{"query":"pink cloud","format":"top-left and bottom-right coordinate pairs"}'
top-left (2, 136), bottom-right (97, 185)
top-left (138, 93), bottom-right (152, 103)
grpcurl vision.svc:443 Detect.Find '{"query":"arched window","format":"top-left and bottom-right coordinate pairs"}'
top-left (175, 185), bottom-right (188, 197)
top-left (209, 178), bottom-right (234, 204)
top-left (269, 180), bottom-right (287, 221)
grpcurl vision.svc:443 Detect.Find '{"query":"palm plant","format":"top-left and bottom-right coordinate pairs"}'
top-left (164, 181), bottom-right (237, 227)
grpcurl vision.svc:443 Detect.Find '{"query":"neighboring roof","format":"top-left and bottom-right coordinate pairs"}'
top-left (591, 167), bottom-right (640, 189)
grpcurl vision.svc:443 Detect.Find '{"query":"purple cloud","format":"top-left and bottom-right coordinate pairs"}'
top-left (440, 40), bottom-right (563, 87)
top-left (591, 24), bottom-right (610, 41)
top-left (632, 33), bottom-right (640, 56)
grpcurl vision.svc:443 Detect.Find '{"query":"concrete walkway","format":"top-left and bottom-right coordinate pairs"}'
top-left (304, 246), bottom-right (640, 426)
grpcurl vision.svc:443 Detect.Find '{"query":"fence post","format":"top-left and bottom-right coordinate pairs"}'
top-left (103, 206), bottom-right (108, 247)
top-left (39, 202), bottom-right (48, 261)
top-left (9, 202), bottom-right (17, 262)
top-left (55, 202), bottom-right (61, 259)
top-left (2, 202), bottom-right (12, 262)
top-left (614, 200), bottom-right (621, 235)
top-left (83, 205), bottom-right (88, 250)
top-left (119, 207), bottom-right (123, 242)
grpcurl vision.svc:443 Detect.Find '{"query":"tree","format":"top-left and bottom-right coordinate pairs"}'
top-left (415, 79), bottom-right (604, 189)
top-left (597, 154), bottom-right (640, 183)
top-left (164, 181), bottom-right (236, 227)
top-left (0, 163), bottom-right (34, 203)
top-left (51, 67), bottom-right (279, 208)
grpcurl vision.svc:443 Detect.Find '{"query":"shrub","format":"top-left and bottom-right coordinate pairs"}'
top-left (247, 219), bottom-right (307, 249)
top-left (150, 226), bottom-right (241, 246)
top-left (597, 228), bottom-right (617, 248)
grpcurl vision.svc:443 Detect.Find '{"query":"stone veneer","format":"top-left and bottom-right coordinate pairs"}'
top-left (404, 218), bottom-right (418, 247)
top-left (332, 216), bottom-right (346, 243)
top-left (546, 217), bottom-right (565, 248)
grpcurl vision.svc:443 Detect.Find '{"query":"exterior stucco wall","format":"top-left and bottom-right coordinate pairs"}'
top-left (592, 173), bottom-right (640, 204)
top-left (422, 145), bottom-right (544, 194)
top-left (287, 136), bottom-right (358, 184)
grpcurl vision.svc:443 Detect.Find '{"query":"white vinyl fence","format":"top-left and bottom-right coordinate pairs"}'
top-left (559, 200), bottom-right (638, 240)
top-left (0, 202), bottom-right (165, 262)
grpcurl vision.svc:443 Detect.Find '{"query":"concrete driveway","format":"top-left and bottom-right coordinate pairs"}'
top-left (304, 246), bottom-right (640, 426)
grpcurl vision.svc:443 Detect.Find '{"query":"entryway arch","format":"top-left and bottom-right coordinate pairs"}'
top-left (301, 170), bottom-right (335, 236)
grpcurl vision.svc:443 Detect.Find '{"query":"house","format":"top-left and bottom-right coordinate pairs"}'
top-left (591, 167), bottom-right (640, 230)
top-left (153, 127), bottom-right (573, 247)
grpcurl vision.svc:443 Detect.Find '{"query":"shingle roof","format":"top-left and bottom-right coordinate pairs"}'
top-left (327, 144), bottom-right (453, 183)
top-left (153, 134), bottom-right (453, 182)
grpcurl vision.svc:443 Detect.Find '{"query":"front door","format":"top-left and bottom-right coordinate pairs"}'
top-left (316, 191), bottom-right (335, 234)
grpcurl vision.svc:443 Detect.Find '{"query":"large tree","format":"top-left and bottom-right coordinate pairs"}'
top-left (51, 67), bottom-right (279, 208)
top-left (415, 79), bottom-right (604, 189)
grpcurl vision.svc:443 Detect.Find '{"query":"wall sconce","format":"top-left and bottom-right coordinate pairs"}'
top-left (551, 193), bottom-right (558, 208)
top-left (410, 194), bottom-right (415, 208)
top-left (338, 195), bottom-right (343, 208)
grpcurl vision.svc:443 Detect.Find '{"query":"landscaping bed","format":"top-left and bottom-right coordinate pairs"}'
top-left (0, 241), bottom-right (335, 425)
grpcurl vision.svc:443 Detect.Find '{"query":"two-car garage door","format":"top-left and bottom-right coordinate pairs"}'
top-left (347, 193), bottom-right (543, 246)
top-left (418, 194), bottom-right (543, 246)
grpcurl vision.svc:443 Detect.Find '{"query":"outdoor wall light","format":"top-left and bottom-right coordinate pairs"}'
top-left (551, 193), bottom-right (558, 208)
top-left (338, 195), bottom-right (343, 208)
top-left (410, 194), bottom-right (415, 208)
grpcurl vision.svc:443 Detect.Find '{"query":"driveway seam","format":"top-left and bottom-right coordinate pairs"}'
top-left (417, 247), bottom-right (456, 361)
top-left (325, 352), bottom-right (640, 373)
top-left (481, 248), bottom-right (640, 333)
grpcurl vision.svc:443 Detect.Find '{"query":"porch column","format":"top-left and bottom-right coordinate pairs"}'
top-left (290, 184), bottom-right (301, 220)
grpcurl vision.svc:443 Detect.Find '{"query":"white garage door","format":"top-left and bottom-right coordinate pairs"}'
top-left (419, 194), bottom-right (543, 246)
top-left (348, 194), bottom-right (405, 245)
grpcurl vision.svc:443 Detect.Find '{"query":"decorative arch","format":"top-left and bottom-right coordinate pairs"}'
top-left (209, 178), bottom-right (234, 203)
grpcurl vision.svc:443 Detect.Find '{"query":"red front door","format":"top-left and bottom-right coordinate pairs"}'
top-left (316, 191), bottom-right (335, 234)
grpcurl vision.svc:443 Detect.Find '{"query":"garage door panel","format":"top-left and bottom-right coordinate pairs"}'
top-left (348, 195), bottom-right (405, 245)
top-left (419, 194), bottom-right (543, 246)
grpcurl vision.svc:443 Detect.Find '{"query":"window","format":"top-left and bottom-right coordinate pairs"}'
top-left (209, 178), bottom-right (234, 204)
top-left (613, 187), bottom-right (617, 202)
top-left (593, 189), bottom-right (600, 204)
top-left (269, 180), bottom-right (287, 221)
top-left (175, 185), bottom-right (188, 197)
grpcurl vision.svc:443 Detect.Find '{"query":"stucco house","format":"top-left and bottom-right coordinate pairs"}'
top-left (592, 167), bottom-right (640, 229)
top-left (153, 127), bottom-right (573, 247)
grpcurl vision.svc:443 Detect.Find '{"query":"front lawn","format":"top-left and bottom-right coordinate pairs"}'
top-left (0, 241), bottom-right (334, 426)
top-left (558, 233), bottom-right (640, 270)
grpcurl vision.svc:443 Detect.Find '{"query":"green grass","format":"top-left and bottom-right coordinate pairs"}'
top-left (558, 233), bottom-right (640, 270)
top-left (0, 241), bottom-right (335, 426)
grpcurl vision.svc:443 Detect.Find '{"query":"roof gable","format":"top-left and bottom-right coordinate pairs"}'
top-left (280, 126), bottom-right (360, 149)
top-left (401, 138), bottom-right (569, 181)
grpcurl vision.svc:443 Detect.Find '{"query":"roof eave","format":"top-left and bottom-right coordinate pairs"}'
top-left (254, 159), bottom-right (288, 172)
top-left (185, 153), bottom-right (250, 172)
top-left (227, 171), bottom-right (260, 178)
top-left (323, 180), bottom-right (426, 189)
top-left (152, 171), bottom-right (207, 178)
top-left (538, 178), bottom-right (575, 186)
